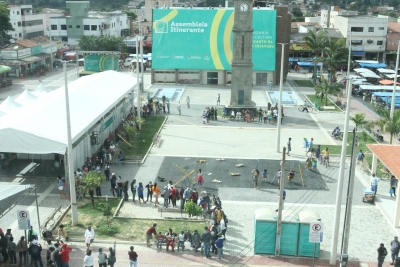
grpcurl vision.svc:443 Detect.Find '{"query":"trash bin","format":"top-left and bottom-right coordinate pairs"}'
top-left (254, 209), bottom-right (277, 254)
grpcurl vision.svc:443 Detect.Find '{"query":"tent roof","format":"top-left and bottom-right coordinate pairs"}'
top-left (379, 80), bottom-right (400, 85)
top-left (359, 72), bottom-right (380, 79)
top-left (0, 96), bottom-right (22, 113)
top-left (377, 68), bottom-right (396, 74)
top-left (367, 144), bottom-right (400, 179)
top-left (0, 71), bottom-right (137, 155)
top-left (386, 74), bottom-right (400, 79)
top-left (354, 68), bottom-right (372, 73)
top-left (360, 85), bottom-right (400, 90)
top-left (359, 63), bottom-right (387, 68)
top-left (16, 89), bottom-right (38, 105)
top-left (0, 184), bottom-right (31, 201)
top-left (34, 83), bottom-right (51, 96)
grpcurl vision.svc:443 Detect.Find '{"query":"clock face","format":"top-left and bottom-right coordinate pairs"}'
top-left (240, 3), bottom-right (249, 12)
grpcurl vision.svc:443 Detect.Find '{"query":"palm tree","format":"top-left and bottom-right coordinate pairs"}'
top-left (350, 113), bottom-right (367, 131)
top-left (322, 38), bottom-right (349, 84)
top-left (303, 30), bottom-right (327, 78)
top-left (374, 107), bottom-right (400, 144)
top-left (314, 77), bottom-right (342, 105)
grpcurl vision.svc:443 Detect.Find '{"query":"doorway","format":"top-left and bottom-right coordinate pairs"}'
top-left (207, 72), bottom-right (218, 84)
top-left (256, 73), bottom-right (268, 86)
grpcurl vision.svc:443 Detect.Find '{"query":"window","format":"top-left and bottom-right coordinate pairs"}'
top-left (377, 41), bottom-right (383, 45)
top-left (91, 25), bottom-right (97, 30)
top-left (19, 33), bottom-right (21, 37)
top-left (25, 31), bottom-right (44, 38)
top-left (18, 22), bottom-right (21, 26)
top-left (241, 35), bottom-right (244, 59)
top-left (368, 27), bottom-right (374, 32)
top-left (378, 27), bottom-right (384, 30)
top-left (76, 25), bottom-right (80, 28)
top-left (51, 25), bottom-right (57, 30)
top-left (84, 25), bottom-right (89, 30)
top-left (16, 11), bottom-right (19, 15)
top-left (351, 27), bottom-right (363, 32)
top-left (22, 20), bottom-right (43, 27)
top-left (351, 40), bottom-right (362, 45)
top-left (68, 25), bottom-right (72, 28)
top-left (61, 36), bottom-right (68, 42)
top-left (61, 24), bottom-right (67, 30)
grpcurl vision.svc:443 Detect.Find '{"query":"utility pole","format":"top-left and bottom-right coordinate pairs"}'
top-left (390, 43), bottom-right (399, 119)
top-left (330, 78), bottom-right (353, 265)
top-left (140, 25), bottom-right (144, 93)
top-left (339, 129), bottom-right (358, 267)
top-left (275, 147), bottom-right (286, 256)
top-left (276, 43), bottom-right (288, 152)
top-left (136, 35), bottom-right (141, 130)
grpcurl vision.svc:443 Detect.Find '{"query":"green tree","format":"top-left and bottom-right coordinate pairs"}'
top-left (322, 38), bottom-right (348, 84)
top-left (350, 113), bottom-right (367, 131)
top-left (122, 10), bottom-right (138, 21)
top-left (292, 7), bottom-right (303, 17)
top-left (0, 2), bottom-right (14, 44)
top-left (184, 201), bottom-right (202, 218)
top-left (98, 202), bottom-right (113, 228)
top-left (374, 106), bottom-right (400, 144)
top-left (78, 36), bottom-right (127, 52)
top-left (314, 77), bottom-right (341, 105)
top-left (79, 171), bottom-right (105, 208)
top-left (303, 30), bottom-right (327, 78)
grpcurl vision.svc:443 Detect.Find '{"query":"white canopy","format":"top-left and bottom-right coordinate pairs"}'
top-left (354, 68), bottom-right (372, 73)
top-left (352, 79), bottom-right (368, 85)
top-left (0, 184), bottom-right (31, 201)
top-left (359, 85), bottom-right (400, 91)
top-left (0, 111), bottom-right (5, 117)
top-left (16, 89), bottom-right (38, 105)
top-left (0, 96), bottom-right (22, 113)
top-left (360, 72), bottom-right (381, 79)
top-left (34, 82), bottom-right (50, 96)
top-left (355, 60), bottom-right (379, 64)
top-left (386, 74), bottom-right (400, 79)
top-left (0, 71), bottom-right (137, 155)
top-left (377, 68), bottom-right (396, 74)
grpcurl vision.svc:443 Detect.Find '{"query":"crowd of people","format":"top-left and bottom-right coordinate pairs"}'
top-left (220, 103), bottom-right (284, 124)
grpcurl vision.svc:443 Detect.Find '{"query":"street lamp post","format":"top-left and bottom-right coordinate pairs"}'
top-left (132, 20), bottom-right (145, 131)
top-left (390, 43), bottom-right (400, 119)
top-left (277, 43), bottom-right (288, 153)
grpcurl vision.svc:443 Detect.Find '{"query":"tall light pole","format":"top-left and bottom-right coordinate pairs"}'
top-left (390, 42), bottom-right (400, 118)
top-left (277, 43), bottom-right (288, 153)
top-left (63, 62), bottom-right (78, 225)
top-left (346, 31), bottom-right (352, 96)
top-left (330, 77), bottom-right (353, 265)
top-left (132, 20), bottom-right (145, 130)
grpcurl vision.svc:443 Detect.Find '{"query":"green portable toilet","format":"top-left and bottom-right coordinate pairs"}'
top-left (280, 210), bottom-right (300, 256)
top-left (298, 210), bottom-right (321, 257)
top-left (254, 208), bottom-right (277, 255)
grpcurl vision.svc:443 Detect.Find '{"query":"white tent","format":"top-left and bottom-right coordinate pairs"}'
top-left (386, 74), bottom-right (400, 79)
top-left (16, 89), bottom-right (38, 105)
top-left (0, 71), bottom-right (137, 155)
top-left (0, 184), bottom-right (31, 201)
top-left (0, 96), bottom-right (22, 113)
top-left (354, 68), bottom-right (372, 73)
top-left (359, 85), bottom-right (400, 91)
top-left (377, 68), bottom-right (396, 74)
top-left (34, 82), bottom-right (50, 96)
top-left (360, 72), bottom-right (380, 79)
top-left (355, 60), bottom-right (379, 64)
top-left (0, 110), bottom-right (5, 117)
top-left (352, 79), bottom-right (368, 85)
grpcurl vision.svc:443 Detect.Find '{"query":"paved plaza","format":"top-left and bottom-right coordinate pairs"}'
top-left (0, 69), bottom-right (399, 267)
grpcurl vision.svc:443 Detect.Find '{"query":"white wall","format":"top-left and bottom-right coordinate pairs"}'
top-left (8, 6), bottom-right (23, 39)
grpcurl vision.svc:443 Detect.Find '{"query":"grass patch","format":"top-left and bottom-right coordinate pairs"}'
top-left (120, 116), bottom-right (165, 158)
top-left (306, 94), bottom-right (342, 112)
top-left (61, 198), bottom-right (206, 241)
top-left (294, 80), bottom-right (315, 87)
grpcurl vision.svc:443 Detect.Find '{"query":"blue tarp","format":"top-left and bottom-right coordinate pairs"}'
top-left (352, 51), bottom-right (365, 56)
top-left (297, 62), bottom-right (323, 67)
top-left (373, 92), bottom-right (400, 97)
top-left (359, 63), bottom-right (387, 68)
top-left (289, 58), bottom-right (300, 62)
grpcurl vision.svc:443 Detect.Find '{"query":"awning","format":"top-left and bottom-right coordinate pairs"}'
top-left (57, 48), bottom-right (69, 55)
top-left (360, 72), bottom-right (381, 79)
top-left (352, 51), bottom-right (365, 56)
top-left (386, 74), bottom-right (400, 79)
top-left (20, 56), bottom-right (42, 63)
top-left (379, 80), bottom-right (400, 85)
top-left (377, 68), bottom-right (396, 74)
top-left (359, 63), bottom-right (387, 69)
top-left (359, 85), bottom-right (400, 90)
top-left (0, 184), bottom-right (31, 202)
top-left (366, 144), bottom-right (400, 180)
top-left (297, 61), bottom-right (322, 67)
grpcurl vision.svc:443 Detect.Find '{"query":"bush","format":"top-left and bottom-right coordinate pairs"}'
top-left (96, 221), bottom-right (120, 236)
top-left (184, 201), bottom-right (202, 218)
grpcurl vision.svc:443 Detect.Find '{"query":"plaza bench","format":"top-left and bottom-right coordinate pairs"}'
top-left (157, 207), bottom-right (187, 218)
top-left (322, 106), bottom-right (335, 110)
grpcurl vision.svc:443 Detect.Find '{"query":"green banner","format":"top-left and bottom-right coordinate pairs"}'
top-left (30, 45), bottom-right (42, 55)
top-left (152, 9), bottom-right (276, 71)
top-left (84, 55), bottom-right (118, 72)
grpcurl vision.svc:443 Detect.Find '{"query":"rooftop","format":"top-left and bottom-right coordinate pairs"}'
top-left (388, 22), bottom-right (400, 33)
top-left (366, 144), bottom-right (400, 180)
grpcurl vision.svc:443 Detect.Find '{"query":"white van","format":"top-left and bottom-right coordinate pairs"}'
top-left (124, 54), bottom-right (152, 67)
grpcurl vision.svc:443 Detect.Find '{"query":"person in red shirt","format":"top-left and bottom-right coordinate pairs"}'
top-left (146, 223), bottom-right (157, 247)
top-left (128, 246), bottom-right (138, 267)
top-left (59, 243), bottom-right (72, 267)
top-left (170, 186), bottom-right (177, 208)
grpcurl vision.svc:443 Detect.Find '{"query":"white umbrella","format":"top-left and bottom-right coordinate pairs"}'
top-left (16, 89), bottom-right (38, 105)
top-left (0, 96), bottom-right (22, 113)
top-left (33, 83), bottom-right (50, 96)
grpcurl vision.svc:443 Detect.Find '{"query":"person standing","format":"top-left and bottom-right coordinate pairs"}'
top-left (215, 234), bottom-right (225, 259)
top-left (59, 243), bottom-right (71, 267)
top-left (110, 173), bottom-right (117, 197)
top-left (146, 223), bottom-right (157, 247)
top-left (123, 181), bottom-right (129, 201)
top-left (182, 186), bottom-right (191, 209)
top-left (137, 182), bottom-right (144, 204)
top-left (152, 183), bottom-right (160, 206)
top-left (252, 169), bottom-right (260, 189)
top-left (286, 138), bottom-right (291, 156)
top-left (84, 226), bottom-right (95, 249)
top-left (7, 236), bottom-right (17, 265)
top-left (163, 186), bottom-right (170, 209)
top-left (201, 226), bottom-right (212, 258)
top-left (170, 186), bottom-right (177, 208)
top-left (116, 176), bottom-right (123, 199)
top-left (128, 246), bottom-right (138, 267)
top-left (98, 248), bottom-right (107, 267)
top-left (104, 164), bottom-right (110, 181)
top-left (391, 176), bottom-right (398, 197)
top-left (0, 152), bottom-right (5, 169)
top-left (145, 181), bottom-right (153, 203)
top-left (391, 236), bottom-right (400, 265)
top-left (377, 243), bottom-right (388, 267)
top-left (269, 81), bottom-right (273, 90)
top-left (217, 94), bottom-right (220, 105)
top-left (371, 173), bottom-right (380, 195)
top-left (315, 145), bottom-right (321, 163)
top-left (83, 249), bottom-right (94, 267)
top-left (186, 96), bottom-right (190, 108)
top-left (130, 179), bottom-right (137, 202)
top-left (107, 247), bottom-right (116, 267)
top-left (56, 176), bottom-right (64, 199)
top-left (16, 236), bottom-right (28, 266)
top-left (28, 240), bottom-right (43, 267)
top-left (166, 100), bottom-right (170, 113)
top-left (177, 102), bottom-right (181, 115)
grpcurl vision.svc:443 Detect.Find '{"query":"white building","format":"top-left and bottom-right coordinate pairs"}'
top-left (334, 16), bottom-right (387, 60)
top-left (320, 6), bottom-right (358, 28)
top-left (49, 1), bottom-right (129, 45)
top-left (7, 5), bottom-right (62, 40)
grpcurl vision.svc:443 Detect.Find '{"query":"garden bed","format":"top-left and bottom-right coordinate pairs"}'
top-left (293, 80), bottom-right (315, 87)
top-left (306, 94), bottom-right (342, 112)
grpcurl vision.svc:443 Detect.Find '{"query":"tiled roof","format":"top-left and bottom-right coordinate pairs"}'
top-left (387, 33), bottom-right (400, 50)
top-left (388, 22), bottom-right (400, 33)
top-left (16, 40), bottom-right (38, 48)
top-left (366, 144), bottom-right (400, 179)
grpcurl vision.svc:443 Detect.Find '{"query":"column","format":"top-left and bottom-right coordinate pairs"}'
top-left (394, 182), bottom-right (400, 227)
top-left (371, 154), bottom-right (377, 175)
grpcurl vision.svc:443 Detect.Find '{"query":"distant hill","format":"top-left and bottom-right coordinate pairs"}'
top-left (12, 0), bottom-right (126, 10)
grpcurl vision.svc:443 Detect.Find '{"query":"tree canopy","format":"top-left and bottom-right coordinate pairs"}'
top-left (314, 77), bottom-right (342, 105)
top-left (0, 2), bottom-right (14, 44)
top-left (303, 30), bottom-right (328, 78)
top-left (78, 35), bottom-right (127, 52)
top-left (322, 38), bottom-right (348, 84)
top-left (122, 10), bottom-right (138, 21)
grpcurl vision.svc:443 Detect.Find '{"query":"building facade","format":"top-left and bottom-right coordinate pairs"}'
top-left (49, 1), bottom-right (129, 45)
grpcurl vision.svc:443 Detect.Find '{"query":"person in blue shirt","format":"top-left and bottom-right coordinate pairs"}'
top-left (137, 182), bottom-right (144, 204)
top-left (262, 169), bottom-right (268, 181)
top-left (215, 233), bottom-right (225, 259)
top-left (357, 150), bottom-right (364, 164)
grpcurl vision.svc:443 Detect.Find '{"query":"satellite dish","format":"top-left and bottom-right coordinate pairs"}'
top-left (9, 39), bottom-right (16, 43)
top-left (13, 46), bottom-right (19, 50)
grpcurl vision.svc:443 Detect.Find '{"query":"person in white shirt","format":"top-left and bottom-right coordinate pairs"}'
top-left (370, 173), bottom-right (380, 195)
top-left (85, 226), bottom-right (95, 248)
top-left (83, 249), bottom-right (94, 267)
top-left (220, 218), bottom-right (227, 237)
top-left (276, 169), bottom-right (282, 184)
top-left (178, 231), bottom-right (185, 252)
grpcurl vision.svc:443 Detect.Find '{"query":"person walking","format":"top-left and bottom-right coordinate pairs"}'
top-left (371, 173), bottom-right (380, 195)
top-left (177, 102), bottom-right (181, 115)
top-left (391, 236), bottom-right (400, 265)
top-left (391, 176), bottom-right (398, 197)
top-left (377, 243), bottom-right (388, 267)
top-left (269, 81), bottom-right (273, 90)
top-left (130, 179), bottom-right (137, 202)
top-left (98, 248), bottom-right (107, 267)
top-left (83, 249), bottom-right (94, 267)
top-left (128, 246), bottom-right (138, 267)
top-left (56, 176), bottom-right (64, 199)
top-left (215, 233), bottom-right (225, 259)
top-left (286, 138), bottom-right (292, 156)
top-left (217, 94), bottom-right (220, 105)
top-left (107, 247), bottom-right (116, 267)
top-left (186, 96), bottom-right (190, 108)
top-left (84, 226), bottom-right (95, 249)
top-left (201, 226), bottom-right (212, 258)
